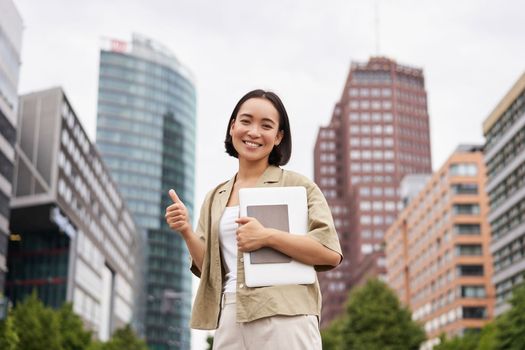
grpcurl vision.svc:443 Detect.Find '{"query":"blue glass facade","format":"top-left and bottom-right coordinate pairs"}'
top-left (96, 35), bottom-right (196, 350)
top-left (0, 0), bottom-right (23, 295)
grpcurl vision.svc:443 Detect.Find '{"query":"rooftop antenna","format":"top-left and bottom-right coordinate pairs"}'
top-left (374, 0), bottom-right (380, 55)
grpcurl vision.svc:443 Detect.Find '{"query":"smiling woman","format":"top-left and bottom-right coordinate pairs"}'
top-left (165, 89), bottom-right (342, 349)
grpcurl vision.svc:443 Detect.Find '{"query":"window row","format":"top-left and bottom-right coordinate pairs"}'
top-left (495, 272), bottom-right (524, 304)
top-left (350, 162), bottom-right (395, 173)
top-left (487, 126), bottom-right (525, 179)
top-left (489, 159), bottom-right (525, 210)
top-left (348, 87), bottom-right (392, 97)
top-left (360, 214), bottom-right (396, 225)
top-left (319, 129), bottom-right (336, 139)
top-left (449, 163), bottom-right (478, 177)
top-left (350, 137), bottom-right (394, 147)
top-left (360, 201), bottom-right (398, 211)
top-left (485, 90), bottom-right (525, 151)
top-left (493, 235), bottom-right (525, 273)
top-left (490, 196), bottom-right (525, 241)
top-left (351, 175), bottom-right (394, 184)
top-left (349, 112), bottom-right (393, 122)
top-left (350, 150), bottom-right (394, 159)
top-left (349, 124), bottom-right (394, 135)
top-left (98, 90), bottom-right (195, 120)
top-left (359, 186), bottom-right (397, 197)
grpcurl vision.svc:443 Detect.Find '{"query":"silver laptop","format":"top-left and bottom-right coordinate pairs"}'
top-left (239, 186), bottom-right (316, 287)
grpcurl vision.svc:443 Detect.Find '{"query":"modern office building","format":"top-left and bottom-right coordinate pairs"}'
top-left (0, 0), bottom-right (23, 293)
top-left (7, 87), bottom-right (140, 340)
top-left (385, 145), bottom-right (494, 349)
top-left (314, 56), bottom-right (432, 326)
top-left (96, 34), bottom-right (196, 350)
top-left (483, 72), bottom-right (525, 316)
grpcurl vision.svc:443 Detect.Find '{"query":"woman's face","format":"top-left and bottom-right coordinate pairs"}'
top-left (229, 97), bottom-right (284, 164)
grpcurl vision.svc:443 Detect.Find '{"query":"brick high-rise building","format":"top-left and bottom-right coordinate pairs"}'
top-left (385, 145), bottom-right (494, 350)
top-left (314, 57), bottom-right (432, 326)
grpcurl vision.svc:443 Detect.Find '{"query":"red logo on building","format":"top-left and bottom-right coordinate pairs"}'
top-left (111, 40), bottom-right (128, 53)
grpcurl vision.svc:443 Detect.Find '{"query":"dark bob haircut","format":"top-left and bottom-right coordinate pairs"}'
top-left (224, 89), bottom-right (292, 166)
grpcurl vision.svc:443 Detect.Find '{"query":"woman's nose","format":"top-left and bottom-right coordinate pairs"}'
top-left (247, 125), bottom-right (261, 137)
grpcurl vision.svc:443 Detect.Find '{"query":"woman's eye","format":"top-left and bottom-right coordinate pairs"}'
top-left (262, 124), bottom-right (272, 129)
top-left (240, 120), bottom-right (250, 125)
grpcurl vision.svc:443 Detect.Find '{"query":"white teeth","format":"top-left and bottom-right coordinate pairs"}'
top-left (244, 141), bottom-right (260, 147)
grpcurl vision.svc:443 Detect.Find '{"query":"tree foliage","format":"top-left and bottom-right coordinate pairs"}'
top-left (494, 283), bottom-right (525, 350)
top-left (321, 317), bottom-right (343, 350)
top-left (58, 303), bottom-right (92, 350)
top-left (102, 324), bottom-right (148, 350)
top-left (0, 314), bottom-right (19, 350)
top-left (11, 291), bottom-right (63, 350)
top-left (322, 278), bottom-right (426, 350)
top-left (0, 292), bottom-right (148, 350)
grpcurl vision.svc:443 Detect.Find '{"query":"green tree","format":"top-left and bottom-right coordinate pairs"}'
top-left (339, 278), bottom-right (425, 350)
top-left (0, 315), bottom-right (19, 350)
top-left (477, 322), bottom-right (498, 350)
top-left (494, 283), bottom-right (525, 350)
top-left (58, 303), bottom-right (92, 350)
top-left (11, 291), bottom-right (62, 350)
top-left (434, 331), bottom-right (480, 350)
top-left (321, 317), bottom-right (343, 350)
top-left (102, 324), bottom-right (148, 350)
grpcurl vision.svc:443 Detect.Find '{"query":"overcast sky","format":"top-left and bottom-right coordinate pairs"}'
top-left (12, 0), bottom-right (525, 348)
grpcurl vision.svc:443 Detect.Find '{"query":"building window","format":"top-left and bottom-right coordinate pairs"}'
top-left (451, 183), bottom-right (478, 195)
top-left (453, 204), bottom-right (480, 215)
top-left (360, 201), bottom-right (371, 210)
top-left (360, 187), bottom-right (370, 196)
top-left (455, 244), bottom-right (482, 256)
top-left (456, 265), bottom-right (484, 276)
top-left (462, 307), bottom-right (487, 319)
top-left (454, 224), bottom-right (481, 235)
top-left (449, 163), bottom-right (478, 176)
top-left (361, 216), bottom-right (371, 224)
top-left (383, 113), bottom-right (393, 121)
top-left (460, 286), bottom-right (486, 298)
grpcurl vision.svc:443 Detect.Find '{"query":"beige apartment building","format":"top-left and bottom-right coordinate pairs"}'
top-left (385, 145), bottom-right (494, 349)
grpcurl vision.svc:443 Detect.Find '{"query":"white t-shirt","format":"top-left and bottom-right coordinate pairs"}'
top-left (219, 206), bottom-right (239, 293)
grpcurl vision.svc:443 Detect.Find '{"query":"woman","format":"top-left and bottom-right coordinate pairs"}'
top-left (165, 89), bottom-right (342, 349)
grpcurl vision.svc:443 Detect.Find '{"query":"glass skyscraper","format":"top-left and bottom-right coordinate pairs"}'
top-left (96, 34), bottom-right (196, 350)
top-left (0, 0), bottom-right (23, 295)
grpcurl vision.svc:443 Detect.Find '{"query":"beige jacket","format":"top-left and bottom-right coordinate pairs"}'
top-left (190, 165), bottom-right (342, 330)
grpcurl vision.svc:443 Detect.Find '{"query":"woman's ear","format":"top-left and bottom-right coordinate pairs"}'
top-left (275, 130), bottom-right (284, 146)
top-left (229, 119), bottom-right (235, 136)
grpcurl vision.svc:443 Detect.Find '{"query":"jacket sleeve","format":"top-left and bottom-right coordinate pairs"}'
top-left (305, 181), bottom-right (343, 272)
top-left (189, 190), bottom-right (212, 278)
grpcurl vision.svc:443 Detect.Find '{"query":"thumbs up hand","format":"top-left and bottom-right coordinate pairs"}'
top-left (165, 189), bottom-right (191, 237)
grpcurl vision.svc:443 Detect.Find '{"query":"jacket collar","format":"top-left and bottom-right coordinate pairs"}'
top-left (215, 165), bottom-right (283, 209)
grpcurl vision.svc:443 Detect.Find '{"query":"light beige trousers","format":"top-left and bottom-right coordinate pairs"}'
top-left (213, 293), bottom-right (322, 350)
